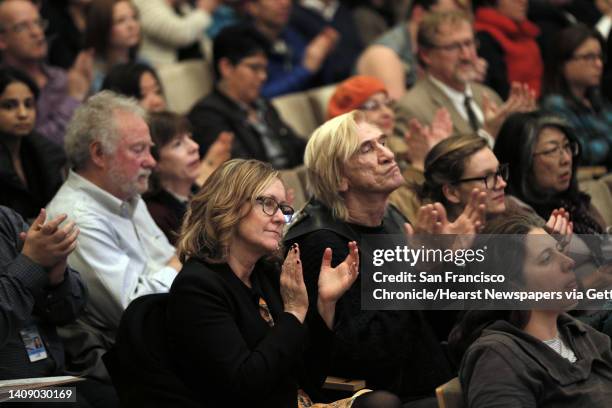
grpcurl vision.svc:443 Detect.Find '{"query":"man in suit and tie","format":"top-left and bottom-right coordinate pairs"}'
top-left (396, 10), bottom-right (535, 146)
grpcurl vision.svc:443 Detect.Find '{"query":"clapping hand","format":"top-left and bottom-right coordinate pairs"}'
top-left (317, 241), bottom-right (359, 328)
top-left (483, 82), bottom-right (537, 138)
top-left (280, 244), bottom-right (309, 323)
top-left (547, 208), bottom-right (573, 251)
top-left (404, 108), bottom-right (452, 170)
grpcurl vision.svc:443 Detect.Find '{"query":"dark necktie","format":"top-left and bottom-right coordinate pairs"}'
top-left (464, 95), bottom-right (480, 132)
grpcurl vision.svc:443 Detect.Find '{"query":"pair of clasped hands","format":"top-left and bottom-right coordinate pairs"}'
top-left (20, 209), bottom-right (79, 286)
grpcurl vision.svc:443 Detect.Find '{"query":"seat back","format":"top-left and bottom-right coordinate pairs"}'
top-left (271, 91), bottom-right (319, 140)
top-left (579, 172), bottom-right (612, 227)
top-left (271, 83), bottom-right (338, 141)
top-left (436, 377), bottom-right (464, 408)
top-left (279, 165), bottom-right (310, 211)
top-left (307, 83), bottom-right (337, 124)
top-left (103, 293), bottom-right (199, 408)
top-left (157, 60), bottom-right (214, 115)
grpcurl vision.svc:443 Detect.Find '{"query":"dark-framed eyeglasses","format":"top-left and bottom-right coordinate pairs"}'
top-left (359, 98), bottom-right (396, 112)
top-left (569, 52), bottom-right (606, 64)
top-left (431, 38), bottom-right (479, 54)
top-left (453, 163), bottom-right (509, 190)
top-left (533, 141), bottom-right (580, 159)
top-left (255, 196), bottom-right (295, 222)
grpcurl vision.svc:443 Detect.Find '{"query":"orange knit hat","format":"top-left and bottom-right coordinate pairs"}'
top-left (327, 76), bottom-right (387, 119)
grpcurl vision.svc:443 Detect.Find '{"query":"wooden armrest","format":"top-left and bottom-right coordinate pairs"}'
top-left (323, 376), bottom-right (366, 392)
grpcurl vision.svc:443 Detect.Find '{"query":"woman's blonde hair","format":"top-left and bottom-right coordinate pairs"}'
top-left (305, 110), bottom-right (364, 221)
top-left (176, 159), bottom-right (280, 263)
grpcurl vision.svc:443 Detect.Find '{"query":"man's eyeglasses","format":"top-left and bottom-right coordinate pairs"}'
top-left (359, 98), bottom-right (396, 111)
top-left (0, 18), bottom-right (48, 34)
top-left (453, 163), bottom-right (509, 190)
top-left (432, 38), bottom-right (479, 54)
top-left (569, 52), bottom-right (606, 64)
top-left (241, 62), bottom-right (268, 74)
top-left (256, 196), bottom-right (295, 222)
top-left (533, 141), bottom-right (580, 159)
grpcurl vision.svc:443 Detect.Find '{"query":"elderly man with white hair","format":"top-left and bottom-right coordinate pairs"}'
top-left (284, 110), bottom-right (485, 407)
top-left (47, 91), bottom-right (181, 382)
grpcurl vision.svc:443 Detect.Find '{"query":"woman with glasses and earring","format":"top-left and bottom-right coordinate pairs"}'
top-left (494, 111), bottom-right (606, 236)
top-left (167, 158), bottom-right (401, 408)
top-left (541, 24), bottom-right (612, 168)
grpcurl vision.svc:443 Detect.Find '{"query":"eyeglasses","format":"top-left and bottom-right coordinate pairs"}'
top-left (359, 98), bottom-right (396, 111)
top-left (453, 163), bottom-right (509, 190)
top-left (0, 18), bottom-right (48, 34)
top-left (256, 196), bottom-right (295, 222)
top-left (241, 62), bottom-right (268, 74)
top-left (533, 141), bottom-right (580, 158)
top-left (569, 52), bottom-right (606, 64)
top-left (432, 38), bottom-right (479, 53)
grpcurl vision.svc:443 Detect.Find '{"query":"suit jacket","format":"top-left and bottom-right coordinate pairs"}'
top-left (396, 76), bottom-right (502, 137)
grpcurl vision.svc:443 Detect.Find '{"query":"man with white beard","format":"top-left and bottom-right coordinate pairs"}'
top-left (47, 91), bottom-right (181, 382)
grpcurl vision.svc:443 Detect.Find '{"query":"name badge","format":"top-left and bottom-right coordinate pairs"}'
top-left (19, 325), bottom-right (48, 362)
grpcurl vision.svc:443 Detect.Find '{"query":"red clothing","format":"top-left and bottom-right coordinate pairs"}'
top-left (474, 7), bottom-right (543, 98)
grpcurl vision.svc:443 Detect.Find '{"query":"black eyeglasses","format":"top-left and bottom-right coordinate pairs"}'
top-left (431, 38), bottom-right (479, 53)
top-left (453, 163), bottom-right (509, 190)
top-left (533, 141), bottom-right (580, 159)
top-left (256, 196), bottom-right (295, 222)
top-left (569, 52), bottom-right (606, 64)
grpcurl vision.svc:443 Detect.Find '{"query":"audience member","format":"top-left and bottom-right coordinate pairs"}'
top-left (473, 0), bottom-right (543, 99)
top-left (605, 24), bottom-right (612, 103)
top-left (450, 211), bottom-right (612, 408)
top-left (541, 24), bottom-right (612, 167)
top-left (326, 74), bottom-right (453, 221)
top-left (145, 112), bottom-right (199, 245)
top-left (355, 0), bottom-right (465, 100)
top-left (101, 61), bottom-right (166, 112)
top-left (42, 0), bottom-right (90, 69)
top-left (133, 0), bottom-right (218, 65)
top-left (46, 91), bottom-right (181, 382)
top-left (144, 111), bottom-right (231, 245)
top-left (188, 24), bottom-right (305, 169)
top-left (420, 136), bottom-right (500, 222)
top-left (289, 0), bottom-right (363, 85)
top-left (284, 111), bottom-right (485, 405)
top-left (0, 0), bottom-right (93, 146)
top-left (494, 111), bottom-right (607, 234)
top-left (527, 0), bottom-right (572, 66)
top-left (349, 0), bottom-right (396, 46)
top-left (0, 67), bottom-right (66, 220)
top-left (84, 0), bottom-right (141, 93)
top-left (245, 0), bottom-right (337, 98)
top-left (396, 11), bottom-right (535, 146)
top-left (0, 206), bottom-right (120, 407)
top-left (167, 158), bottom-right (401, 407)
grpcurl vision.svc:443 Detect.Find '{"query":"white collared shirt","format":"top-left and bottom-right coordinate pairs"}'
top-left (47, 171), bottom-right (178, 327)
top-left (428, 75), bottom-right (494, 146)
